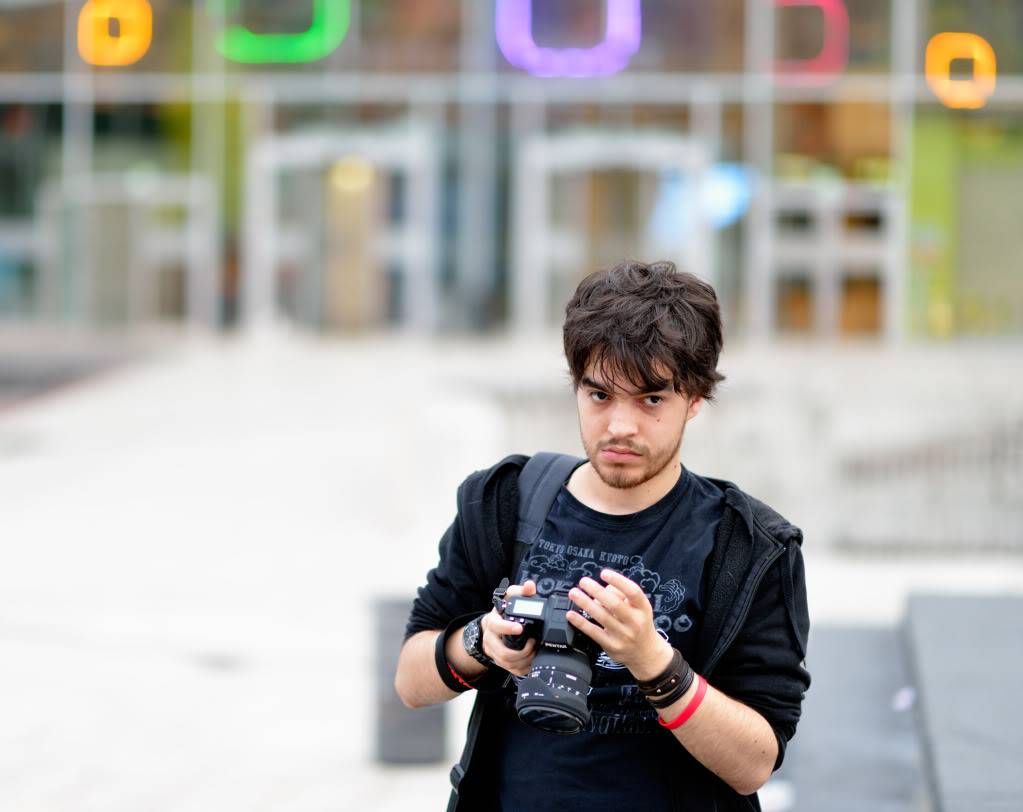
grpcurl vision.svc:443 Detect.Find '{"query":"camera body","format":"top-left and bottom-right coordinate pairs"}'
top-left (496, 588), bottom-right (600, 734)
top-left (498, 591), bottom-right (586, 651)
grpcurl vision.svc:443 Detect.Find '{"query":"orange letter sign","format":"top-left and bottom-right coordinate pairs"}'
top-left (78, 0), bottom-right (153, 67)
top-left (926, 32), bottom-right (997, 110)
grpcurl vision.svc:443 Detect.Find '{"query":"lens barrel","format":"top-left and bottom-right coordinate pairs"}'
top-left (514, 648), bottom-right (592, 734)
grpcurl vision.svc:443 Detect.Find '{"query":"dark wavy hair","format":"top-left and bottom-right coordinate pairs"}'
top-left (562, 260), bottom-right (725, 401)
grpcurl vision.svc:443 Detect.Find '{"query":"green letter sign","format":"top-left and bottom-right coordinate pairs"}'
top-left (211, 0), bottom-right (350, 64)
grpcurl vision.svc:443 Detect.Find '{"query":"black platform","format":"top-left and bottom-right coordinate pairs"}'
top-left (904, 594), bottom-right (1023, 812)
top-left (778, 625), bottom-right (924, 811)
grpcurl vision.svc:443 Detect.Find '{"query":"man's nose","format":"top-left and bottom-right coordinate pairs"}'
top-left (607, 403), bottom-right (639, 437)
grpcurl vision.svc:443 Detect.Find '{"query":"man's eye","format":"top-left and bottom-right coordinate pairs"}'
top-left (589, 391), bottom-right (608, 402)
top-left (644, 396), bottom-right (663, 406)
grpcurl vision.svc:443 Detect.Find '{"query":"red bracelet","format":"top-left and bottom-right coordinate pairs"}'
top-left (658, 674), bottom-right (707, 730)
top-left (447, 661), bottom-right (476, 691)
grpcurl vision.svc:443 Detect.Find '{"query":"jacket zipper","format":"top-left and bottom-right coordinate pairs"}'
top-left (704, 544), bottom-right (785, 676)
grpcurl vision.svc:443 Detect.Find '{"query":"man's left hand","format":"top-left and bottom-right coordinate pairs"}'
top-left (567, 568), bottom-right (673, 682)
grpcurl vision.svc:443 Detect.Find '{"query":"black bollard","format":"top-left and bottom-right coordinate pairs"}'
top-left (375, 596), bottom-right (446, 764)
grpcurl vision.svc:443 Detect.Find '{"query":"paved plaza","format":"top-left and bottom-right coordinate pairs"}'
top-left (2, 329), bottom-right (1023, 811)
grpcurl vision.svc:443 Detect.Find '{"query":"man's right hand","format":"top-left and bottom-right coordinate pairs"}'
top-left (482, 579), bottom-right (539, 676)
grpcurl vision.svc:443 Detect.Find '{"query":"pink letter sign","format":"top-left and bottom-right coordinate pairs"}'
top-left (774, 0), bottom-right (849, 81)
top-left (495, 0), bottom-right (642, 78)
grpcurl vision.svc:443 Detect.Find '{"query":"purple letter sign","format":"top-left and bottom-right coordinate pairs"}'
top-left (495, 0), bottom-right (642, 78)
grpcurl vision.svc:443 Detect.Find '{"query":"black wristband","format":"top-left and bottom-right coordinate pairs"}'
top-left (434, 625), bottom-right (473, 694)
top-left (637, 647), bottom-right (684, 695)
top-left (637, 647), bottom-right (695, 709)
top-left (645, 665), bottom-right (696, 709)
top-left (431, 611), bottom-right (512, 696)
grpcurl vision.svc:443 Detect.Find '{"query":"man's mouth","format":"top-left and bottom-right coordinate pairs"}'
top-left (600, 446), bottom-right (642, 460)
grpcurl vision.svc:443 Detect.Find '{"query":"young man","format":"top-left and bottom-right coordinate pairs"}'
top-left (395, 261), bottom-right (810, 811)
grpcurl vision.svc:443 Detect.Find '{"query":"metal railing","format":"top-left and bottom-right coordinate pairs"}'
top-left (838, 419), bottom-right (1023, 552)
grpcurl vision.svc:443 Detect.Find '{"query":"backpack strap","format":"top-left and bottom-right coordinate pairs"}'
top-left (508, 451), bottom-right (585, 580)
top-left (447, 451), bottom-right (582, 812)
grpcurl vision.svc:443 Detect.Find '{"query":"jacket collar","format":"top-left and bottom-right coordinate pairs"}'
top-left (695, 478), bottom-right (791, 675)
top-left (709, 476), bottom-right (803, 548)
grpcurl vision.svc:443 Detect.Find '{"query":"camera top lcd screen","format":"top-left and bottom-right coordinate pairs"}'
top-left (511, 598), bottom-right (545, 617)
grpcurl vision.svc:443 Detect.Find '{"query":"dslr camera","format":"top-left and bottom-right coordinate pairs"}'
top-left (494, 582), bottom-right (600, 734)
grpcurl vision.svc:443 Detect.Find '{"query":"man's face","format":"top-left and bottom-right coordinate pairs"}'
top-left (575, 362), bottom-right (702, 490)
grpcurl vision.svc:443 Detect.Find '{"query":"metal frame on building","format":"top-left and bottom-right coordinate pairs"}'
top-left (35, 172), bottom-right (218, 326)
top-left (242, 124), bottom-right (441, 331)
top-left (510, 130), bottom-right (713, 332)
top-left (3, 0), bottom-right (1021, 336)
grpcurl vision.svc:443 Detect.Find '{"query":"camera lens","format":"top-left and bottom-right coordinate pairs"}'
top-left (514, 649), bottom-right (592, 735)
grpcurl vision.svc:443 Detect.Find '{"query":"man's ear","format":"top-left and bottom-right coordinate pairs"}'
top-left (685, 395), bottom-right (703, 422)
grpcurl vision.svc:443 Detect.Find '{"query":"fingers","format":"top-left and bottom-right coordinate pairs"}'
top-left (567, 608), bottom-right (610, 648)
top-left (481, 603), bottom-right (537, 677)
top-left (504, 579), bottom-right (537, 599)
top-left (498, 637), bottom-right (536, 676)
top-left (485, 612), bottom-right (529, 638)
top-left (568, 572), bottom-right (652, 663)
top-left (598, 569), bottom-right (646, 605)
top-left (569, 583), bottom-right (621, 628)
top-left (574, 575), bottom-right (628, 615)
top-left (605, 584), bottom-right (628, 602)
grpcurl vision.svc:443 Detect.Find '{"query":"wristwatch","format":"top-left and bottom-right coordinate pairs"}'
top-left (462, 615), bottom-right (495, 668)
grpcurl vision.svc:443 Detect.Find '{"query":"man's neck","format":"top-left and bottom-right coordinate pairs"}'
top-left (567, 459), bottom-right (682, 516)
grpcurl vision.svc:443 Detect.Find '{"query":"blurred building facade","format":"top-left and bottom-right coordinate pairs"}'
top-left (0, 0), bottom-right (1021, 338)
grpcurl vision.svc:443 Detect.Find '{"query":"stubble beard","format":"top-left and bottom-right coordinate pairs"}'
top-left (582, 423), bottom-right (686, 490)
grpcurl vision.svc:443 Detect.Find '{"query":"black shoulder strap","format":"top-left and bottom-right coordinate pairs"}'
top-left (447, 451), bottom-right (582, 812)
top-left (509, 451), bottom-right (584, 580)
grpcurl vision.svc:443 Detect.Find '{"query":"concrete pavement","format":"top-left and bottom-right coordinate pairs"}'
top-left (2, 329), bottom-right (1022, 810)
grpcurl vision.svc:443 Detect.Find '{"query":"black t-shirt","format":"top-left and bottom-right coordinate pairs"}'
top-left (489, 463), bottom-right (725, 811)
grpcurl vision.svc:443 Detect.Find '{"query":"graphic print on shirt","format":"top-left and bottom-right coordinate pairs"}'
top-left (503, 466), bottom-right (723, 737)
top-left (516, 540), bottom-right (698, 734)
top-left (521, 539), bottom-right (695, 662)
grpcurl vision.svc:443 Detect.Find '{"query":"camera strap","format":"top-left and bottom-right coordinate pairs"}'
top-left (510, 451), bottom-right (585, 578)
top-left (447, 451), bottom-right (583, 812)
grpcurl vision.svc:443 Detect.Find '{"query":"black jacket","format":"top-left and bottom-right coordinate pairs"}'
top-left (406, 455), bottom-right (811, 811)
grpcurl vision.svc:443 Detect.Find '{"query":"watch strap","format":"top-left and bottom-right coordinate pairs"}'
top-left (462, 615), bottom-right (496, 668)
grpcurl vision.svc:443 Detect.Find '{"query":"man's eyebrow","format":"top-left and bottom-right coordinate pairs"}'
top-left (580, 376), bottom-right (671, 396)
